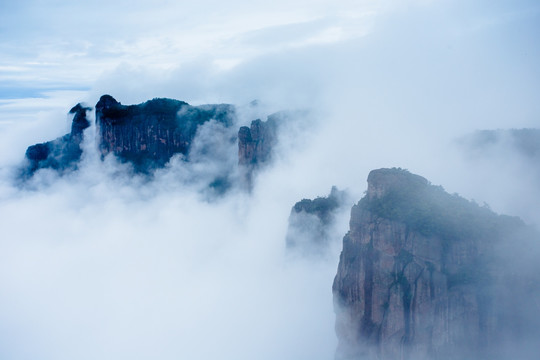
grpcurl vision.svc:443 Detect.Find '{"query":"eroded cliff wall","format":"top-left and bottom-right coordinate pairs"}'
top-left (95, 95), bottom-right (235, 171)
top-left (238, 115), bottom-right (279, 187)
top-left (333, 168), bottom-right (540, 360)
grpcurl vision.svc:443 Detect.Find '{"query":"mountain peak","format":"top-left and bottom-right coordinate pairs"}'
top-left (96, 94), bottom-right (120, 109)
top-left (366, 167), bottom-right (428, 200)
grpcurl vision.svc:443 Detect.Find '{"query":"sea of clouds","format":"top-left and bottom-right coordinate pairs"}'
top-left (0, 1), bottom-right (539, 359)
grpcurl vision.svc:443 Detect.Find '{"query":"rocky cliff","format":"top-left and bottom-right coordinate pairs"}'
top-left (286, 186), bottom-right (349, 255)
top-left (95, 95), bottom-right (236, 172)
top-left (238, 112), bottom-right (285, 187)
top-left (21, 95), bottom-right (289, 192)
top-left (333, 168), bottom-right (540, 360)
top-left (23, 103), bottom-right (91, 176)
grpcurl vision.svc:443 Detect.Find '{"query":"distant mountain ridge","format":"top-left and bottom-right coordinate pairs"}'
top-left (21, 95), bottom-right (282, 191)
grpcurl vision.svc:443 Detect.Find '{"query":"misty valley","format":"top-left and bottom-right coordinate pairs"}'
top-left (11, 96), bottom-right (540, 360)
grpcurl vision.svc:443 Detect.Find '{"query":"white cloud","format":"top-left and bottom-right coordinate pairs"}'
top-left (0, 0), bottom-right (385, 94)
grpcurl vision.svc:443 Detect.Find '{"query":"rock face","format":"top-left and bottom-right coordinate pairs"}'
top-left (238, 114), bottom-right (280, 187)
top-left (96, 95), bottom-right (236, 171)
top-left (286, 186), bottom-right (349, 255)
top-left (24, 103), bottom-right (91, 176)
top-left (333, 168), bottom-right (540, 360)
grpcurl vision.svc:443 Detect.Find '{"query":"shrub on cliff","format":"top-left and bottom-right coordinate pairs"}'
top-left (359, 168), bottom-right (523, 242)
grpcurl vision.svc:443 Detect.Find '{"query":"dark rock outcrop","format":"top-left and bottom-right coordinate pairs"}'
top-left (286, 186), bottom-right (349, 255)
top-left (95, 95), bottom-right (236, 172)
top-left (238, 113), bottom-right (283, 187)
top-left (333, 168), bottom-right (540, 360)
top-left (23, 103), bottom-right (91, 176)
top-left (20, 95), bottom-right (292, 192)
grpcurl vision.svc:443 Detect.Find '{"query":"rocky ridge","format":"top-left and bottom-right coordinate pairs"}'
top-left (22, 95), bottom-right (283, 190)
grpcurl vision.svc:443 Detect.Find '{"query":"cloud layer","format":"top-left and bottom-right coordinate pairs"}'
top-left (1, 1), bottom-right (540, 359)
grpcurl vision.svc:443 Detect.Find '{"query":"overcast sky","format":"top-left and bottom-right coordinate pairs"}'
top-left (0, 0), bottom-right (536, 99)
top-left (1, 1), bottom-right (540, 360)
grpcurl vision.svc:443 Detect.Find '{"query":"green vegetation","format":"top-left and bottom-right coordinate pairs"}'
top-left (100, 98), bottom-right (234, 132)
top-left (142, 98), bottom-right (188, 115)
top-left (100, 98), bottom-right (187, 125)
top-left (360, 168), bottom-right (523, 242)
top-left (293, 187), bottom-right (346, 224)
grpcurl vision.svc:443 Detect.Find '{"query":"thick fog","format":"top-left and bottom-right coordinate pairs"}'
top-left (1, 0), bottom-right (540, 359)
